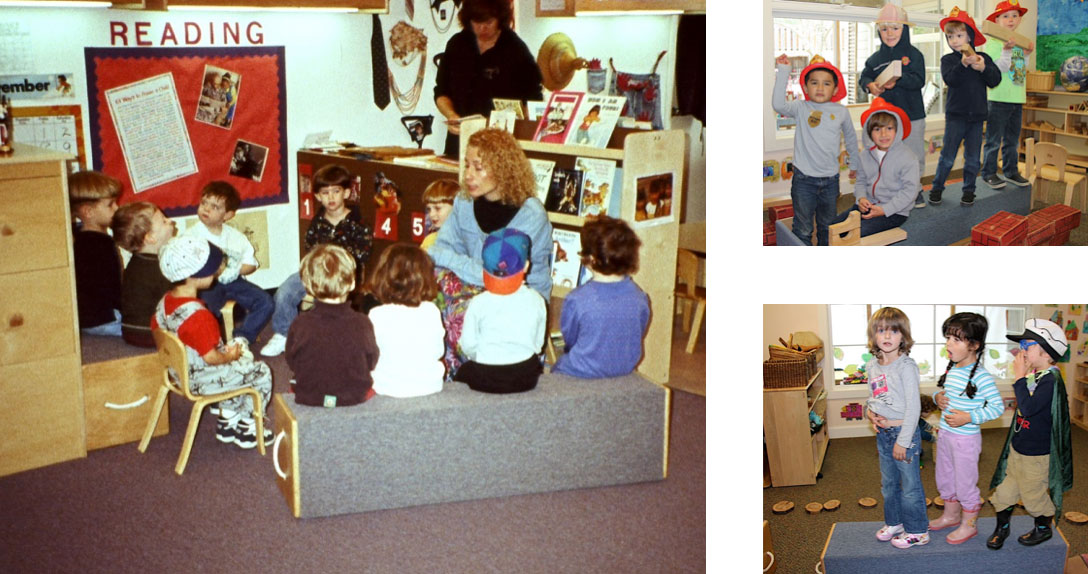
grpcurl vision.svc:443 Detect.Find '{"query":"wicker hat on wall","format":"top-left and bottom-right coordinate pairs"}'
top-left (537, 32), bottom-right (588, 92)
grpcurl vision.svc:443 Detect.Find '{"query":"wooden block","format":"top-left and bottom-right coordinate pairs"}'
top-left (768, 204), bottom-right (794, 222)
top-left (763, 221), bottom-right (776, 246)
top-left (959, 45), bottom-right (976, 58)
top-left (934, 496), bottom-right (945, 508)
top-left (982, 20), bottom-right (1033, 49)
top-left (1066, 511), bottom-right (1088, 524)
top-left (926, 497), bottom-right (933, 507)
top-left (823, 499), bottom-right (840, 512)
top-left (971, 211), bottom-right (1027, 245)
top-left (1035, 203), bottom-right (1081, 234)
top-left (1026, 213), bottom-right (1056, 245)
top-left (805, 502), bottom-right (824, 514)
top-left (772, 501), bottom-right (795, 514)
top-left (874, 59), bottom-right (902, 88)
top-left (859, 497), bottom-right (878, 508)
top-left (1050, 230), bottom-right (1071, 246)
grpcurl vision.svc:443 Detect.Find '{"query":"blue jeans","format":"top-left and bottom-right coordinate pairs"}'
top-left (931, 118), bottom-right (983, 197)
top-left (270, 272), bottom-right (306, 336)
top-left (832, 205), bottom-right (908, 238)
top-left (791, 168), bottom-right (840, 246)
top-left (200, 278), bottom-right (273, 344)
top-left (877, 425), bottom-right (928, 534)
top-left (982, 102), bottom-right (1023, 179)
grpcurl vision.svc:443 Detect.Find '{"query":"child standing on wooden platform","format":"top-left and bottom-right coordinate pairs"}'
top-left (862, 307), bottom-right (929, 549)
top-left (981, 0), bottom-right (1034, 190)
top-left (931, 312), bottom-right (1006, 544)
top-left (986, 319), bottom-right (1073, 549)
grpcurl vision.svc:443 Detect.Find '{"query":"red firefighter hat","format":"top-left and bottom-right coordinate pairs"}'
top-left (940, 6), bottom-right (987, 47)
top-left (986, 0), bottom-right (1028, 23)
top-left (799, 55), bottom-right (847, 103)
top-left (861, 97), bottom-right (912, 141)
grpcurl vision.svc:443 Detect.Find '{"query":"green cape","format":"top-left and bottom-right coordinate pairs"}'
top-left (988, 367), bottom-right (1074, 516)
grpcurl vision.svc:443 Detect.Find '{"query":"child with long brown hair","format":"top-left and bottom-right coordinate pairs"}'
top-left (369, 244), bottom-right (445, 397)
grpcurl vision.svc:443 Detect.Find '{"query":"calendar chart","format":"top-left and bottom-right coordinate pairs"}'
top-left (12, 105), bottom-right (85, 169)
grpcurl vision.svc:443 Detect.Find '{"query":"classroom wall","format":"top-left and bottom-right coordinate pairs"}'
top-left (0, 4), bottom-right (689, 288)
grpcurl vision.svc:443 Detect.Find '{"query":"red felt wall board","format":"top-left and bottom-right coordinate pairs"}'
top-left (85, 46), bottom-right (288, 217)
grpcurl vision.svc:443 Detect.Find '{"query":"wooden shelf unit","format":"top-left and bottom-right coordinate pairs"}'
top-left (1021, 90), bottom-right (1088, 167)
top-left (1073, 362), bottom-right (1088, 432)
top-left (459, 117), bottom-right (684, 385)
top-left (763, 369), bottom-right (829, 487)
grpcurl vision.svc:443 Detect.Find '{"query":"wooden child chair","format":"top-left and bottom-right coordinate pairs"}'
top-left (674, 248), bottom-right (705, 354)
top-left (138, 329), bottom-right (266, 475)
top-left (1023, 137), bottom-right (1087, 213)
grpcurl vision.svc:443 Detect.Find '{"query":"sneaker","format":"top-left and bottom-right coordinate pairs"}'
top-left (891, 532), bottom-right (930, 549)
top-left (961, 193), bottom-right (975, 206)
top-left (233, 418), bottom-right (273, 449)
top-left (928, 190), bottom-right (943, 205)
top-left (260, 333), bottom-right (287, 357)
top-left (215, 417), bottom-right (239, 444)
top-left (982, 174), bottom-right (1006, 189)
top-left (1005, 173), bottom-right (1031, 187)
top-left (914, 191), bottom-right (926, 208)
top-left (876, 524), bottom-right (905, 541)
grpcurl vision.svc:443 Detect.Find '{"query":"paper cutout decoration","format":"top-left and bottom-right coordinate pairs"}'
top-left (1066, 320), bottom-right (1078, 342)
top-left (781, 157), bottom-right (794, 180)
top-left (410, 211), bottom-right (426, 244)
top-left (1071, 304), bottom-right (1082, 314)
top-left (841, 403), bottom-right (864, 421)
top-left (763, 160), bottom-right (779, 182)
top-left (1051, 309), bottom-right (1063, 325)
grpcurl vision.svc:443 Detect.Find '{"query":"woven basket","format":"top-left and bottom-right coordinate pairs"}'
top-left (764, 359), bottom-right (811, 389)
top-left (1027, 71), bottom-right (1055, 92)
top-left (768, 345), bottom-right (821, 375)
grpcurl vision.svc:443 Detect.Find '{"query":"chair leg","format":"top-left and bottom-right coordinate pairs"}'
top-left (176, 401), bottom-right (208, 475)
top-left (685, 300), bottom-right (705, 354)
top-left (138, 385), bottom-right (171, 453)
top-left (681, 297), bottom-right (693, 332)
top-left (250, 389), bottom-right (266, 457)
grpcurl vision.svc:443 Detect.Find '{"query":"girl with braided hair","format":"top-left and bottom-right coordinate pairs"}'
top-left (930, 312), bottom-right (1006, 544)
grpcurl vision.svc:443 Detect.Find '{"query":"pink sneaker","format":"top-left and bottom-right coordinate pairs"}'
top-left (876, 524), bottom-right (904, 541)
top-left (891, 532), bottom-right (930, 548)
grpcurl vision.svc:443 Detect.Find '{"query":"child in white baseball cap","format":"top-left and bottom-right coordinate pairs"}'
top-left (985, 318), bottom-right (1073, 550)
top-left (153, 236), bottom-right (273, 449)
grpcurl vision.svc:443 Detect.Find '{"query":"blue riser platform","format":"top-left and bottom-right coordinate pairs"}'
top-left (821, 516), bottom-right (1067, 574)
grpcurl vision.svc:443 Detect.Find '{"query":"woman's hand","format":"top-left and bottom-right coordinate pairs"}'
top-left (893, 443), bottom-right (907, 461)
top-left (945, 408), bottom-right (971, 427)
top-left (446, 114), bottom-right (462, 135)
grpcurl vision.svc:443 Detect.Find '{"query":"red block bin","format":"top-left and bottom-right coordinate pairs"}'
top-left (768, 205), bottom-right (794, 222)
top-left (971, 211), bottom-right (1027, 246)
top-left (1033, 203), bottom-right (1081, 235)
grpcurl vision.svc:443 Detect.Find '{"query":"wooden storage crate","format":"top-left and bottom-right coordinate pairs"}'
top-left (1027, 71), bottom-right (1055, 92)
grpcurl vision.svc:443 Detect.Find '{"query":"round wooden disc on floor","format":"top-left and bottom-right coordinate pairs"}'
top-left (805, 502), bottom-right (824, 514)
top-left (934, 496), bottom-right (944, 508)
top-left (926, 498), bottom-right (932, 507)
top-left (772, 501), bottom-right (794, 514)
top-left (858, 497), bottom-right (877, 508)
top-left (1065, 511), bottom-right (1088, 524)
top-left (823, 499), bottom-right (840, 512)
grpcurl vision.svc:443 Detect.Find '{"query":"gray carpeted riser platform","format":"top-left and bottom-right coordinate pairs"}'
top-left (289, 372), bottom-right (668, 518)
top-left (822, 517), bottom-right (1067, 574)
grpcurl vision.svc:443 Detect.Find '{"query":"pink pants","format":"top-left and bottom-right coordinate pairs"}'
top-left (935, 430), bottom-right (983, 512)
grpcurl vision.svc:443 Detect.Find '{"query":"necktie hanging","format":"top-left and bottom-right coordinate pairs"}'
top-left (372, 15), bottom-right (391, 110)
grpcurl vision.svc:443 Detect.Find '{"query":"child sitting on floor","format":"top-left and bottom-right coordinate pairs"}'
top-left (154, 235), bottom-right (272, 448)
top-left (285, 244), bottom-right (379, 408)
top-left (553, 216), bottom-right (649, 379)
top-left (421, 179), bottom-right (458, 251)
top-left (111, 201), bottom-right (177, 347)
top-left (454, 228), bottom-right (546, 394)
top-left (69, 170), bottom-right (123, 336)
top-left (369, 244), bottom-right (445, 397)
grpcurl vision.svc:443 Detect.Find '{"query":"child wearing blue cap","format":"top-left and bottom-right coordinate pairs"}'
top-left (454, 228), bottom-right (546, 393)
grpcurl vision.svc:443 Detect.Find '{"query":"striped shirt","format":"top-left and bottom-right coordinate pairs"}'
top-left (939, 363), bottom-right (1005, 435)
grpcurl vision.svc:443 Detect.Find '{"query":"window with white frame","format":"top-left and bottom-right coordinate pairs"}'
top-left (829, 304), bottom-right (1028, 386)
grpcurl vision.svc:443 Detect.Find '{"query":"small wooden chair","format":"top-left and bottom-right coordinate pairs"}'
top-left (138, 329), bottom-right (266, 475)
top-left (1023, 137), bottom-right (1088, 213)
top-left (675, 248), bottom-right (705, 354)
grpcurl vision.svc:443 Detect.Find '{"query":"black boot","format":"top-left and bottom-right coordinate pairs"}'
top-left (1017, 515), bottom-right (1053, 546)
top-left (987, 507), bottom-right (1014, 549)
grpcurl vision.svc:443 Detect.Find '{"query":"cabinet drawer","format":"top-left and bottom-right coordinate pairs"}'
top-left (83, 353), bottom-right (168, 451)
top-left (0, 354), bottom-right (86, 476)
top-left (0, 267), bottom-right (77, 366)
top-left (0, 174), bottom-right (71, 274)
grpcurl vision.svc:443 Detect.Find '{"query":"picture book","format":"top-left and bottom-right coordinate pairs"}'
top-left (491, 98), bottom-right (525, 120)
top-left (564, 94), bottom-right (625, 148)
top-left (574, 156), bottom-right (617, 218)
top-left (551, 228), bottom-right (581, 290)
top-left (544, 168), bottom-right (584, 215)
top-left (532, 91), bottom-right (583, 144)
top-left (529, 158), bottom-right (556, 206)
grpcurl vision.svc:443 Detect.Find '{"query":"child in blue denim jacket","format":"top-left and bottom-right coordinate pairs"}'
top-left (773, 53), bottom-right (859, 245)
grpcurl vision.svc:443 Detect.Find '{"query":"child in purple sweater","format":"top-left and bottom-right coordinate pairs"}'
top-left (554, 216), bottom-right (650, 378)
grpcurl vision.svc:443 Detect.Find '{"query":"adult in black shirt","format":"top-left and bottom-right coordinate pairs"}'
top-left (434, 0), bottom-right (543, 157)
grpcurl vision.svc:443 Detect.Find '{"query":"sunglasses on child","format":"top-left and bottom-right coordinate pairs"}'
top-left (1019, 340), bottom-right (1038, 351)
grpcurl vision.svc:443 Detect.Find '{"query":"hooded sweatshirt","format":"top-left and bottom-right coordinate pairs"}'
top-left (940, 27), bottom-right (1002, 121)
top-left (853, 107), bottom-right (918, 219)
top-left (772, 63), bottom-right (859, 177)
top-left (865, 353), bottom-right (921, 450)
top-left (859, 25), bottom-right (927, 120)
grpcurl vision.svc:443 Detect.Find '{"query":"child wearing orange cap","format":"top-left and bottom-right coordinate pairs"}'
top-left (831, 97), bottom-right (918, 237)
top-left (772, 54), bottom-right (859, 246)
top-left (928, 7), bottom-right (1002, 207)
top-left (981, 0), bottom-right (1034, 190)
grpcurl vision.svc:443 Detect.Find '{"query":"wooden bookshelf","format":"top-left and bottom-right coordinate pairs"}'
top-left (763, 369), bottom-right (829, 487)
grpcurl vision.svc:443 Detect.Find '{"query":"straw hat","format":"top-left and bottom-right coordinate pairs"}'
top-left (537, 33), bottom-right (588, 91)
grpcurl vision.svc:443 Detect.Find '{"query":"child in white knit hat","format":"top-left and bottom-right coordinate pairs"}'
top-left (153, 235), bottom-right (273, 449)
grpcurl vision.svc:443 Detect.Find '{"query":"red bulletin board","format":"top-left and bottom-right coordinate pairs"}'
top-left (85, 46), bottom-right (288, 217)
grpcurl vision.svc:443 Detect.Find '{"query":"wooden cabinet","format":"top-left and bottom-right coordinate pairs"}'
top-left (1022, 90), bottom-right (1088, 167)
top-left (0, 144), bottom-right (86, 477)
top-left (1072, 362), bottom-right (1088, 432)
top-left (763, 369), bottom-right (828, 487)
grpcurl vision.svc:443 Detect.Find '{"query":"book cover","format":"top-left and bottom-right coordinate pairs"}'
top-left (492, 98), bottom-right (525, 120)
top-left (607, 166), bottom-right (623, 217)
top-left (563, 94), bottom-right (625, 148)
top-left (544, 168), bottom-right (584, 215)
top-left (551, 228), bottom-right (581, 290)
top-left (529, 158), bottom-right (556, 206)
top-left (574, 156), bottom-right (617, 218)
top-left (532, 91), bottom-right (583, 144)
